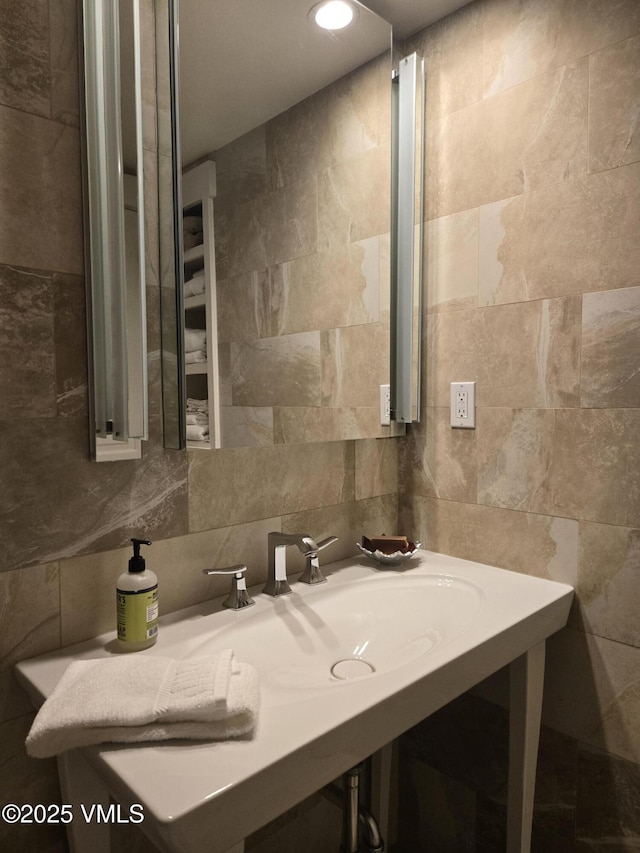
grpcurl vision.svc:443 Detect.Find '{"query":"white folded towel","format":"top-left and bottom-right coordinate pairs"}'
top-left (186, 424), bottom-right (209, 441)
top-left (187, 398), bottom-right (209, 414)
top-left (184, 275), bottom-right (206, 299)
top-left (26, 651), bottom-right (259, 759)
top-left (186, 413), bottom-right (208, 426)
top-left (185, 328), bottom-right (207, 353)
top-left (185, 349), bottom-right (207, 364)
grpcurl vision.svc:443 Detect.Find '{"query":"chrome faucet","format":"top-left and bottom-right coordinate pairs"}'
top-left (203, 564), bottom-right (255, 610)
top-left (263, 532), bottom-right (338, 597)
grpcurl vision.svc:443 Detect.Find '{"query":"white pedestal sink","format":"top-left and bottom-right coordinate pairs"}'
top-left (16, 550), bottom-right (573, 853)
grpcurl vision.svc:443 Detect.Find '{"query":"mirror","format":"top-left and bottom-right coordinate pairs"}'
top-left (160, 0), bottom-right (403, 449)
top-left (81, 0), bottom-right (149, 460)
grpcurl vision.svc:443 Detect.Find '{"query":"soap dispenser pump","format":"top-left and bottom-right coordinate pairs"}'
top-left (116, 538), bottom-right (158, 651)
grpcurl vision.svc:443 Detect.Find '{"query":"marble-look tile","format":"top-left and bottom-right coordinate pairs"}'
top-left (212, 124), bottom-right (267, 208)
top-left (227, 175), bottom-right (317, 277)
top-left (577, 522), bottom-right (640, 649)
top-left (0, 418), bottom-right (188, 572)
top-left (245, 792), bottom-right (341, 853)
top-left (576, 745), bottom-right (640, 846)
top-left (589, 34), bottom-right (640, 174)
top-left (544, 409), bottom-right (640, 526)
top-left (53, 272), bottom-right (87, 417)
top-left (0, 0), bottom-right (50, 118)
top-left (273, 406), bottom-right (387, 445)
top-left (402, 692), bottom-right (509, 798)
top-left (0, 106), bottom-right (83, 274)
top-left (220, 406), bottom-right (273, 447)
top-left (404, 496), bottom-right (579, 585)
top-left (49, 0), bottom-right (79, 127)
top-left (317, 143), bottom-right (391, 248)
top-left (477, 408), bottom-right (556, 512)
top-left (321, 324), bottom-right (389, 408)
top-left (399, 409), bottom-right (477, 504)
top-left (581, 286), bottom-right (640, 408)
top-left (355, 438), bottom-right (398, 501)
top-left (404, 0), bottom-right (484, 120)
top-left (154, 0), bottom-right (172, 159)
top-left (477, 408), bottom-right (640, 526)
top-left (145, 280), bottom-right (164, 432)
top-left (218, 239), bottom-right (380, 344)
top-left (60, 517), bottom-right (279, 645)
top-left (426, 58), bottom-right (588, 219)
top-left (188, 441), bottom-right (355, 532)
top-left (266, 89), bottom-right (330, 191)
top-left (0, 715), bottom-right (66, 853)
top-left (281, 494), bottom-right (398, 573)
top-left (0, 564), bottom-right (60, 723)
top-left (138, 0), bottom-right (157, 153)
top-left (0, 264), bottom-right (56, 419)
top-left (231, 332), bottom-right (322, 408)
top-left (327, 52), bottom-right (390, 163)
top-left (109, 823), bottom-right (159, 853)
top-left (274, 237), bottom-right (381, 335)
top-left (216, 268), bottom-right (278, 344)
top-left (395, 749), bottom-right (476, 853)
top-left (482, 0), bottom-right (640, 98)
top-left (478, 164), bottom-right (640, 305)
top-left (426, 297), bottom-right (581, 408)
top-left (426, 208), bottom-right (479, 313)
top-left (544, 627), bottom-right (640, 763)
top-left (143, 138), bottom-right (160, 292)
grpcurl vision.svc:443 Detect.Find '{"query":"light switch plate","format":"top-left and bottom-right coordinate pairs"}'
top-left (451, 381), bottom-right (476, 428)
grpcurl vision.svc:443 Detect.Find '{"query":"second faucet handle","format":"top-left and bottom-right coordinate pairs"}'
top-left (299, 536), bottom-right (338, 585)
top-left (203, 564), bottom-right (255, 610)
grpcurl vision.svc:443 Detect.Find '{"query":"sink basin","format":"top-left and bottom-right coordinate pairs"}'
top-left (16, 550), bottom-right (573, 853)
top-left (186, 574), bottom-right (483, 690)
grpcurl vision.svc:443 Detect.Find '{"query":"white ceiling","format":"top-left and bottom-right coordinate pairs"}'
top-left (364, 0), bottom-right (473, 38)
top-left (178, 0), bottom-right (473, 165)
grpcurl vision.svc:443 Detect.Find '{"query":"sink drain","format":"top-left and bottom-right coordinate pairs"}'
top-left (331, 658), bottom-right (375, 680)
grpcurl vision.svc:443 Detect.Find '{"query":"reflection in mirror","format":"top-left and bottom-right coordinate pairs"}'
top-left (167, 0), bottom-right (401, 449)
top-left (81, 0), bottom-right (148, 460)
top-left (157, 0), bottom-right (186, 450)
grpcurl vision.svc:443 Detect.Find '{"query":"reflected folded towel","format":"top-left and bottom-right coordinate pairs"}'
top-left (187, 398), bottom-right (209, 414)
top-left (186, 424), bottom-right (209, 441)
top-left (185, 349), bottom-right (207, 364)
top-left (184, 274), bottom-right (206, 299)
top-left (26, 651), bottom-right (259, 759)
top-left (185, 328), bottom-right (207, 353)
top-left (186, 413), bottom-right (208, 426)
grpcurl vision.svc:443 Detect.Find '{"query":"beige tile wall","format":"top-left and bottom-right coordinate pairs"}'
top-left (399, 0), bottom-right (640, 791)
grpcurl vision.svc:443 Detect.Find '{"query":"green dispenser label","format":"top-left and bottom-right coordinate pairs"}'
top-left (117, 585), bottom-right (158, 643)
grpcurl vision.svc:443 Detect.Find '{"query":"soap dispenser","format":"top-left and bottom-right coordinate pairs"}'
top-left (116, 538), bottom-right (158, 651)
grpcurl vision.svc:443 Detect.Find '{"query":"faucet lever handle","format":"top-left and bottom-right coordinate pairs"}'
top-left (203, 564), bottom-right (255, 610)
top-left (299, 535), bottom-right (338, 586)
top-left (316, 536), bottom-right (338, 552)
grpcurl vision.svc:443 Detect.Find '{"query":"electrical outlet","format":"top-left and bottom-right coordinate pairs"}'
top-left (451, 381), bottom-right (475, 428)
top-left (380, 384), bottom-right (391, 425)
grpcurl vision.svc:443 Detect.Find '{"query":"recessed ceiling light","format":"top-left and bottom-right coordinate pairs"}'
top-left (311, 0), bottom-right (356, 31)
